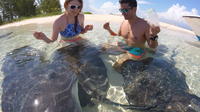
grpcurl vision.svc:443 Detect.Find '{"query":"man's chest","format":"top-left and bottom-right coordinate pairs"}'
top-left (120, 24), bottom-right (146, 41)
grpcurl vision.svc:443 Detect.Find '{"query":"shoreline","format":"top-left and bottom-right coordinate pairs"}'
top-left (0, 14), bottom-right (195, 35)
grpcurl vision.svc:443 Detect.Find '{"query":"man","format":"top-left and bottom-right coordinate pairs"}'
top-left (103, 0), bottom-right (160, 49)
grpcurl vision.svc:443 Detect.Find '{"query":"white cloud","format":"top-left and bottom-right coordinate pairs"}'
top-left (92, 2), bottom-right (119, 14)
top-left (85, 0), bottom-right (151, 14)
top-left (138, 0), bottom-right (151, 5)
top-left (83, 0), bottom-right (119, 14)
top-left (92, 0), bottom-right (151, 14)
top-left (82, 0), bottom-right (96, 12)
top-left (59, 0), bottom-right (151, 14)
top-left (158, 3), bottom-right (199, 23)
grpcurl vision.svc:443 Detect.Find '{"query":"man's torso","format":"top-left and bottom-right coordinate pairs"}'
top-left (119, 18), bottom-right (149, 48)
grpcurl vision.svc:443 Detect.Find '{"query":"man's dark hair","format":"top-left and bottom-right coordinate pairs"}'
top-left (119, 0), bottom-right (137, 8)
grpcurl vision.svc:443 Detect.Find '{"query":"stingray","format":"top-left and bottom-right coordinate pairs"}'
top-left (1, 46), bottom-right (83, 112)
top-left (1, 45), bottom-right (156, 112)
top-left (117, 58), bottom-right (200, 112)
top-left (0, 32), bottom-right (13, 39)
top-left (47, 44), bottom-right (156, 110)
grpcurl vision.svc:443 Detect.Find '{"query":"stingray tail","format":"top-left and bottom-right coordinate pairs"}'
top-left (93, 98), bottom-right (157, 111)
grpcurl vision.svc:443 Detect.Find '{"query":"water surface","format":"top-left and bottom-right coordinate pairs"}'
top-left (0, 21), bottom-right (200, 112)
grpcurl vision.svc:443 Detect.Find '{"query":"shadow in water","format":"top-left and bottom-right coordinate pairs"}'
top-left (154, 44), bottom-right (169, 57)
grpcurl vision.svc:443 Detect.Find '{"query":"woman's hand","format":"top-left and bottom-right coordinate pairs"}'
top-left (103, 22), bottom-right (111, 30)
top-left (84, 25), bottom-right (93, 31)
top-left (33, 32), bottom-right (46, 40)
top-left (81, 25), bottom-right (93, 34)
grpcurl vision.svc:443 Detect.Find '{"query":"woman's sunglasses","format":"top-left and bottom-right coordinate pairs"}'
top-left (119, 8), bottom-right (131, 13)
top-left (70, 5), bottom-right (81, 10)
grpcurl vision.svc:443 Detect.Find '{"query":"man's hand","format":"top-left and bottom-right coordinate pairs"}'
top-left (150, 25), bottom-right (160, 36)
top-left (103, 22), bottom-right (117, 36)
top-left (103, 22), bottom-right (111, 30)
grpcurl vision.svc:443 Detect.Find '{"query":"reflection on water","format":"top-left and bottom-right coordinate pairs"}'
top-left (0, 21), bottom-right (200, 112)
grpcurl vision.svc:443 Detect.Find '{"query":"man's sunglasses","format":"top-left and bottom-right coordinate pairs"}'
top-left (119, 8), bottom-right (131, 13)
top-left (70, 5), bottom-right (81, 9)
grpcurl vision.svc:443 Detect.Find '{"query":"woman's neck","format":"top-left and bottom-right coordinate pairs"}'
top-left (65, 12), bottom-right (76, 24)
top-left (65, 11), bottom-right (75, 17)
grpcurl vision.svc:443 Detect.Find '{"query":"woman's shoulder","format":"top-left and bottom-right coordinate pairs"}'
top-left (54, 14), bottom-right (66, 24)
top-left (53, 14), bottom-right (67, 30)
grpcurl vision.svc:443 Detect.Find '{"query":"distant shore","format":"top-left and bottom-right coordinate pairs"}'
top-left (0, 14), bottom-right (195, 35)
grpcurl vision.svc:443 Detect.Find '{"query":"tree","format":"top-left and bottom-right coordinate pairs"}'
top-left (0, 0), bottom-right (37, 22)
top-left (39, 0), bottom-right (61, 14)
top-left (14, 0), bottom-right (37, 17)
top-left (0, 6), bottom-right (3, 24)
top-left (0, 15), bottom-right (3, 25)
top-left (0, 0), bottom-right (15, 21)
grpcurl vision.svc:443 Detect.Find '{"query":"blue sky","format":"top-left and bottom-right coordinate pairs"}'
top-left (59, 0), bottom-right (200, 28)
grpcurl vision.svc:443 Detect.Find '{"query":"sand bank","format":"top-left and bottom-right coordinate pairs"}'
top-left (0, 14), bottom-right (195, 35)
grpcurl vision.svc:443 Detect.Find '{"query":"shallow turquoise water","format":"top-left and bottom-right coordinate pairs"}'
top-left (0, 21), bottom-right (200, 112)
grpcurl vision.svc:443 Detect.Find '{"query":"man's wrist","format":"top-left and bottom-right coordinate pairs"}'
top-left (81, 29), bottom-right (87, 34)
top-left (110, 32), bottom-right (117, 36)
top-left (150, 35), bottom-right (158, 41)
top-left (107, 28), bottom-right (112, 32)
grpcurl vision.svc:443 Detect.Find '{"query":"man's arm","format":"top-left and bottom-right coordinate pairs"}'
top-left (145, 24), bottom-right (159, 49)
top-left (103, 22), bottom-right (119, 36)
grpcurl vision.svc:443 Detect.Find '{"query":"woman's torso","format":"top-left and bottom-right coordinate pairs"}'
top-left (59, 13), bottom-right (84, 42)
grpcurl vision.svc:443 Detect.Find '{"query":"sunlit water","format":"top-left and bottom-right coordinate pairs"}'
top-left (0, 20), bottom-right (200, 112)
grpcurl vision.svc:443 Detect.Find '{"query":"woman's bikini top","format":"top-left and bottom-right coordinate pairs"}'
top-left (60, 24), bottom-right (83, 38)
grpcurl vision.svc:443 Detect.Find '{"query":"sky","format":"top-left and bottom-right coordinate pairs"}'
top-left (60, 0), bottom-right (200, 29)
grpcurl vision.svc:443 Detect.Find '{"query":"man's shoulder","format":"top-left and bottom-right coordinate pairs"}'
top-left (138, 18), bottom-right (149, 26)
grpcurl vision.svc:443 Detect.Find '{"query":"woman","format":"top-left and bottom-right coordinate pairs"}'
top-left (33, 0), bottom-right (93, 45)
top-left (33, 1), bottom-right (94, 111)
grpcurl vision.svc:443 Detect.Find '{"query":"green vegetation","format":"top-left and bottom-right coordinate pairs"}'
top-left (38, 0), bottom-right (61, 14)
top-left (0, 15), bottom-right (3, 25)
top-left (0, 0), bottom-right (37, 22)
top-left (0, 0), bottom-right (94, 26)
top-left (0, 12), bottom-right (62, 25)
top-left (0, 0), bottom-right (61, 25)
top-left (84, 12), bottom-right (93, 14)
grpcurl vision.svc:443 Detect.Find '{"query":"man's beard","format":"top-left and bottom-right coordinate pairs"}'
top-left (123, 15), bottom-right (129, 20)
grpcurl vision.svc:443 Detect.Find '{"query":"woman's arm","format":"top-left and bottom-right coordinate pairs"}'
top-left (33, 20), bottom-right (60, 43)
top-left (79, 14), bottom-right (93, 34)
